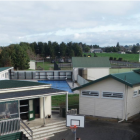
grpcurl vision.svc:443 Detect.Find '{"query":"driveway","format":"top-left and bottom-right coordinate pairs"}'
top-left (48, 120), bottom-right (140, 140)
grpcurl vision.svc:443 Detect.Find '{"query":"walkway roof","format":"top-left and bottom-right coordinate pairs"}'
top-left (0, 88), bottom-right (66, 102)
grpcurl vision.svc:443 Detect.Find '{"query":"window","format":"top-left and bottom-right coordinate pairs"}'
top-left (133, 91), bottom-right (138, 97)
top-left (82, 91), bottom-right (99, 97)
top-left (103, 92), bottom-right (123, 99)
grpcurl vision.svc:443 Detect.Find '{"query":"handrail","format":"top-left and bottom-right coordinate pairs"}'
top-left (20, 119), bottom-right (33, 140)
top-left (0, 118), bottom-right (20, 136)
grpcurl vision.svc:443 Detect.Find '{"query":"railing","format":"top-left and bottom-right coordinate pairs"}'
top-left (0, 118), bottom-right (20, 136)
top-left (20, 119), bottom-right (33, 140)
top-left (67, 109), bottom-right (77, 115)
top-left (77, 75), bottom-right (89, 86)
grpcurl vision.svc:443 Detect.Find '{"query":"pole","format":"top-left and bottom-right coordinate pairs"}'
top-left (75, 129), bottom-right (76, 140)
top-left (43, 97), bottom-right (46, 125)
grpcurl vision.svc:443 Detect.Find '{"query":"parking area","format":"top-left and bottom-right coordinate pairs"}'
top-left (48, 120), bottom-right (140, 140)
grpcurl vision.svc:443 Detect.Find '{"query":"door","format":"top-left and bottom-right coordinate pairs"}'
top-left (28, 100), bottom-right (35, 121)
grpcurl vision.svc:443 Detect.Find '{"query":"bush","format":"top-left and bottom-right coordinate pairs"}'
top-left (118, 58), bottom-right (123, 61)
top-left (84, 54), bottom-right (87, 57)
top-left (114, 57), bottom-right (116, 60)
top-left (109, 57), bottom-right (113, 60)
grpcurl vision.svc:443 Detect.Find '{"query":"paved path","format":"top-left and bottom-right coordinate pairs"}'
top-left (48, 120), bottom-right (140, 140)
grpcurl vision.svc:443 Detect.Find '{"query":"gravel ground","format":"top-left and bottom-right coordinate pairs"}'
top-left (48, 120), bottom-right (140, 140)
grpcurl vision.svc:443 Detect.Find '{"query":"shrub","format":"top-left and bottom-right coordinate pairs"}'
top-left (118, 58), bottom-right (123, 61)
top-left (109, 57), bottom-right (113, 60)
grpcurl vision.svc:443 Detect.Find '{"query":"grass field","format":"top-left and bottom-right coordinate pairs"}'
top-left (52, 94), bottom-right (79, 107)
top-left (84, 53), bottom-right (139, 62)
top-left (36, 62), bottom-right (53, 70)
top-left (110, 68), bottom-right (139, 74)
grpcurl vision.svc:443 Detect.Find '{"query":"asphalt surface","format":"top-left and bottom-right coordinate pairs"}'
top-left (48, 120), bottom-right (140, 140)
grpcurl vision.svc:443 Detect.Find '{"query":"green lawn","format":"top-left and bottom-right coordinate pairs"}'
top-left (36, 62), bottom-right (53, 70)
top-left (84, 53), bottom-right (139, 62)
top-left (52, 94), bottom-right (79, 107)
top-left (110, 68), bottom-right (139, 74)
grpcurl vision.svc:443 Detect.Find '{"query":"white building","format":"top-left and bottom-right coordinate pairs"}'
top-left (118, 51), bottom-right (126, 54)
top-left (90, 48), bottom-right (103, 53)
top-left (29, 60), bottom-right (37, 70)
top-left (0, 67), bottom-right (13, 80)
top-left (72, 57), bottom-right (111, 81)
top-left (72, 69), bottom-right (140, 120)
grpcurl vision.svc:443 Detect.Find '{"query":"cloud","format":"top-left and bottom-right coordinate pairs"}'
top-left (0, 1), bottom-right (140, 46)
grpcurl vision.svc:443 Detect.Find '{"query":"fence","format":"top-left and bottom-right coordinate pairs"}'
top-left (77, 75), bottom-right (89, 86)
top-left (110, 60), bottom-right (140, 68)
top-left (10, 70), bottom-right (73, 81)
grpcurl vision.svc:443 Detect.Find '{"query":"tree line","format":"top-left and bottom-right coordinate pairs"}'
top-left (0, 41), bottom-right (96, 70)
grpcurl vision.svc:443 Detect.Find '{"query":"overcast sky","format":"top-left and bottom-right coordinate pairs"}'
top-left (0, 1), bottom-right (140, 47)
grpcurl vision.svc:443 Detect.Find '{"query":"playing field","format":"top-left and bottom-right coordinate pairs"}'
top-left (110, 68), bottom-right (139, 74)
top-left (84, 53), bottom-right (139, 62)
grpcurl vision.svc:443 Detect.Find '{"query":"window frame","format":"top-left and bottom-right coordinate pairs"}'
top-left (133, 90), bottom-right (138, 97)
top-left (102, 91), bottom-right (124, 99)
top-left (81, 90), bottom-right (99, 98)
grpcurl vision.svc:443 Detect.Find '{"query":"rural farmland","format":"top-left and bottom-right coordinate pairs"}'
top-left (83, 53), bottom-right (139, 62)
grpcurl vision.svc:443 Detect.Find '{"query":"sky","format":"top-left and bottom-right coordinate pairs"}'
top-left (0, 1), bottom-right (140, 47)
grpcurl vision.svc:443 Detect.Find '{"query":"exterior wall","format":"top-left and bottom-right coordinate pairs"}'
top-left (87, 68), bottom-right (109, 80)
top-left (29, 61), bottom-right (36, 70)
top-left (127, 85), bottom-right (140, 119)
top-left (79, 78), bottom-right (125, 119)
top-left (40, 96), bottom-right (52, 118)
top-left (73, 68), bottom-right (78, 81)
top-left (0, 70), bottom-right (9, 80)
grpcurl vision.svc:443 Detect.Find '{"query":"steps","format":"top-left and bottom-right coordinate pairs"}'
top-left (21, 120), bottom-right (68, 140)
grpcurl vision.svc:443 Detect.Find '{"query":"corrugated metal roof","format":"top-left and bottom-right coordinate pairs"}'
top-left (0, 88), bottom-right (66, 100)
top-left (0, 67), bottom-right (13, 72)
top-left (0, 80), bottom-right (48, 89)
top-left (72, 70), bottom-right (140, 91)
top-left (72, 57), bottom-right (111, 68)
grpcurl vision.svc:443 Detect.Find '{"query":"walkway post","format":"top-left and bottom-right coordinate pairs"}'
top-left (43, 97), bottom-right (46, 125)
top-left (18, 100), bottom-right (20, 119)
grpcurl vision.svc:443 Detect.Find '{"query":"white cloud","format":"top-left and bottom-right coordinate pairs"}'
top-left (0, 1), bottom-right (140, 46)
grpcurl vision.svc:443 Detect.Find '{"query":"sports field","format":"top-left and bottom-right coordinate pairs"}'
top-left (110, 68), bottom-right (139, 74)
top-left (84, 53), bottom-right (139, 62)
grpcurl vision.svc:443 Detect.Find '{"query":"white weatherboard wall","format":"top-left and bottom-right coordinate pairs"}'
top-left (29, 61), bottom-right (36, 70)
top-left (0, 70), bottom-right (9, 80)
top-left (40, 96), bottom-right (52, 118)
top-left (79, 78), bottom-right (125, 119)
top-left (87, 68), bottom-right (109, 80)
top-left (73, 68), bottom-right (78, 81)
top-left (127, 85), bottom-right (140, 119)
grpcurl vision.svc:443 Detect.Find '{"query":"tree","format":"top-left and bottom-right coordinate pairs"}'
top-left (132, 46), bottom-right (139, 53)
top-left (60, 42), bottom-right (67, 57)
top-left (0, 48), bottom-right (12, 67)
top-left (116, 42), bottom-right (120, 51)
top-left (84, 46), bottom-right (90, 52)
top-left (11, 45), bottom-right (29, 70)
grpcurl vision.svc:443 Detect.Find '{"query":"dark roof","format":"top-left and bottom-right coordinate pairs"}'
top-left (0, 88), bottom-right (66, 100)
top-left (0, 80), bottom-right (48, 89)
top-left (72, 70), bottom-right (140, 91)
top-left (72, 57), bottom-right (111, 68)
top-left (0, 67), bottom-right (13, 72)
